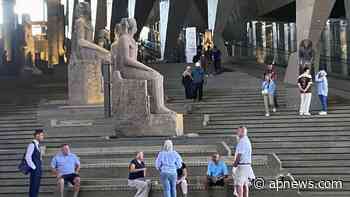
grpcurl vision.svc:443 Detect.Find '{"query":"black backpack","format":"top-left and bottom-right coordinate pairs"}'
top-left (18, 142), bottom-right (35, 175)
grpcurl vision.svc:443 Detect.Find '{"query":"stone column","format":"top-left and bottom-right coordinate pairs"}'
top-left (261, 22), bottom-right (267, 48)
top-left (213, 0), bottom-right (235, 60)
top-left (110, 0), bottom-right (128, 43)
top-left (323, 20), bottom-right (332, 73)
top-left (289, 23), bottom-right (296, 52)
top-left (284, 0), bottom-right (336, 85)
top-left (340, 20), bottom-right (348, 76)
top-left (2, 0), bottom-right (16, 62)
top-left (94, 0), bottom-right (107, 43)
top-left (47, 0), bottom-right (61, 67)
top-left (134, 0), bottom-right (155, 39)
top-left (164, 0), bottom-right (192, 61)
top-left (284, 23), bottom-right (289, 52)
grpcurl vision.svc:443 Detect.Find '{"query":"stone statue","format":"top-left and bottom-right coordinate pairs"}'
top-left (114, 18), bottom-right (171, 114)
top-left (68, 2), bottom-right (110, 105)
top-left (298, 39), bottom-right (314, 73)
top-left (111, 18), bottom-right (182, 137)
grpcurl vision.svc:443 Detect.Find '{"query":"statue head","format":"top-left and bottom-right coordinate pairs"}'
top-left (127, 18), bottom-right (138, 35)
top-left (120, 18), bottom-right (138, 36)
top-left (77, 2), bottom-right (91, 20)
top-left (300, 39), bottom-right (313, 50)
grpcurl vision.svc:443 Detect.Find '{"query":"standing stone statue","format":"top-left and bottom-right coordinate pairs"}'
top-left (111, 18), bottom-right (183, 137)
top-left (68, 2), bottom-right (110, 105)
top-left (298, 39), bottom-right (314, 74)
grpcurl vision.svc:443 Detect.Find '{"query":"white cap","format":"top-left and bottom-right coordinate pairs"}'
top-left (195, 62), bottom-right (201, 67)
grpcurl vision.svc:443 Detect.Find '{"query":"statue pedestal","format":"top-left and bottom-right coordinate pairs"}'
top-left (68, 59), bottom-right (104, 105)
top-left (112, 71), bottom-right (183, 137)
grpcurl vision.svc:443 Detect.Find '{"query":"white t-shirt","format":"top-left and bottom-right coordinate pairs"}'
top-left (235, 136), bottom-right (252, 164)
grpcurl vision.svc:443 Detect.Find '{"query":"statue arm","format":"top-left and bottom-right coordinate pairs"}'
top-left (120, 37), bottom-right (153, 72)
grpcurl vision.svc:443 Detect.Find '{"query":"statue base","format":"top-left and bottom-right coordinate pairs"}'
top-left (112, 71), bottom-right (183, 137)
top-left (68, 59), bottom-right (104, 105)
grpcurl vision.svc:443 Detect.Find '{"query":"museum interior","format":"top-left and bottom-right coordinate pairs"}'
top-left (0, 0), bottom-right (350, 197)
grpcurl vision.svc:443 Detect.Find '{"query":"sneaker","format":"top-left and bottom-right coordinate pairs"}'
top-left (272, 108), bottom-right (277, 113)
top-left (319, 111), bottom-right (327, 115)
top-left (304, 112), bottom-right (311, 116)
top-left (265, 113), bottom-right (270, 117)
top-left (299, 112), bottom-right (304, 116)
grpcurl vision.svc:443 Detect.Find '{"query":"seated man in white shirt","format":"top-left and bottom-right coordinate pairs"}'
top-left (51, 144), bottom-right (81, 197)
top-left (232, 127), bottom-right (255, 197)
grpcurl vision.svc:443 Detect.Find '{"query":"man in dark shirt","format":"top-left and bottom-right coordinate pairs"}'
top-left (298, 67), bottom-right (313, 116)
top-left (177, 162), bottom-right (188, 197)
top-left (192, 62), bottom-right (205, 101)
top-left (128, 152), bottom-right (151, 197)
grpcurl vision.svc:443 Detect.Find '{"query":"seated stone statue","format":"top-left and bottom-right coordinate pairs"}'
top-left (68, 2), bottom-right (110, 105)
top-left (111, 18), bottom-right (182, 137)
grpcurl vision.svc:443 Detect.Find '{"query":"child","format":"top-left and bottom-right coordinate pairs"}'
top-left (261, 74), bottom-right (276, 117)
top-left (315, 70), bottom-right (328, 115)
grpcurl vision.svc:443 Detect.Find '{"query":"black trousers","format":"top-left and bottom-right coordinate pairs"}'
top-left (193, 82), bottom-right (203, 101)
top-left (29, 169), bottom-right (41, 197)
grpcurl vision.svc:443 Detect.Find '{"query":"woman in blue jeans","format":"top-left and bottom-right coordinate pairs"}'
top-left (156, 140), bottom-right (183, 197)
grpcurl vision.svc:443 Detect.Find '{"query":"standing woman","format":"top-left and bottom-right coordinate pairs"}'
top-left (182, 66), bottom-right (193, 99)
top-left (156, 140), bottom-right (183, 197)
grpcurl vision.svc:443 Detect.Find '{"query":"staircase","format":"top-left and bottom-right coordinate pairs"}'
top-left (0, 62), bottom-right (349, 197)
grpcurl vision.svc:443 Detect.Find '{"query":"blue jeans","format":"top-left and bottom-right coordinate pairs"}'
top-left (160, 172), bottom-right (177, 197)
top-left (319, 95), bottom-right (328, 112)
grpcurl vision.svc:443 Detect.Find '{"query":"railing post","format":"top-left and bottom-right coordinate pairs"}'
top-left (101, 61), bottom-right (112, 118)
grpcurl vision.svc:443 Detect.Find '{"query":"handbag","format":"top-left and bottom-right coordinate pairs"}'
top-left (18, 142), bottom-right (34, 175)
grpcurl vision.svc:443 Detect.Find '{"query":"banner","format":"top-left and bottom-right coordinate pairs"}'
top-left (185, 27), bottom-right (197, 63)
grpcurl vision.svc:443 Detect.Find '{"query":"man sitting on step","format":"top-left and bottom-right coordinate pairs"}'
top-left (51, 144), bottom-right (81, 197)
top-left (206, 153), bottom-right (229, 188)
top-left (128, 152), bottom-right (151, 197)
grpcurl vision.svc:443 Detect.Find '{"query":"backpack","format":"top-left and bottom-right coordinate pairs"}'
top-left (18, 142), bottom-right (34, 175)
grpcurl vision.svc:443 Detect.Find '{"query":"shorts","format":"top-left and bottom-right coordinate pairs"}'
top-left (208, 177), bottom-right (225, 187)
top-left (62, 173), bottom-right (80, 185)
top-left (234, 165), bottom-right (255, 186)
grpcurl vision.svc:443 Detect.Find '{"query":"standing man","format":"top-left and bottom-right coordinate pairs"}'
top-left (264, 63), bottom-right (278, 107)
top-left (192, 62), bottom-right (205, 102)
top-left (298, 67), bottom-right (313, 116)
top-left (212, 46), bottom-right (222, 74)
top-left (128, 152), bottom-right (151, 197)
top-left (25, 129), bottom-right (45, 197)
top-left (51, 144), bottom-right (81, 197)
top-left (232, 127), bottom-right (255, 197)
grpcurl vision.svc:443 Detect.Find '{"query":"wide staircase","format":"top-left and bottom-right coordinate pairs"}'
top-left (0, 62), bottom-right (349, 197)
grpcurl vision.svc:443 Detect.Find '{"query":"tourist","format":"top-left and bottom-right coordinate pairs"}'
top-left (200, 51), bottom-right (209, 74)
top-left (264, 63), bottom-right (278, 108)
top-left (212, 46), bottom-right (222, 74)
top-left (261, 73), bottom-right (276, 117)
top-left (182, 66), bottom-right (193, 99)
top-left (155, 140), bottom-right (183, 197)
top-left (206, 153), bottom-right (228, 187)
top-left (298, 67), bottom-right (313, 116)
top-left (128, 152), bottom-right (151, 197)
top-left (2, 50), bottom-right (8, 65)
top-left (315, 70), bottom-right (328, 115)
top-left (51, 144), bottom-right (81, 197)
top-left (192, 62), bottom-right (205, 102)
top-left (25, 129), bottom-right (45, 197)
top-left (232, 127), bottom-right (255, 197)
top-left (177, 162), bottom-right (188, 197)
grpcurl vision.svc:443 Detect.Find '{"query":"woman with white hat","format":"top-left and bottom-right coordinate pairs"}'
top-left (315, 70), bottom-right (328, 115)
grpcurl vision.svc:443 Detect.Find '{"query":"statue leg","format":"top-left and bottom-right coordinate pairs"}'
top-left (121, 68), bottom-right (174, 114)
top-left (150, 74), bottom-right (173, 114)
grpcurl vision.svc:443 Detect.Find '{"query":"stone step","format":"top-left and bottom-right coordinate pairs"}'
top-left (209, 113), bottom-right (350, 121)
top-left (254, 148), bottom-right (350, 155)
top-left (278, 154), bottom-right (350, 161)
top-left (282, 160), bottom-right (350, 168)
top-left (0, 155), bottom-right (276, 179)
top-left (209, 117), bottom-right (350, 125)
top-left (205, 122), bottom-right (350, 129)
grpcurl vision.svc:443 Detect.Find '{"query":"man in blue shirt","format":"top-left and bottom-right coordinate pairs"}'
top-left (192, 62), bottom-right (205, 101)
top-left (51, 144), bottom-right (81, 197)
top-left (206, 153), bottom-right (228, 187)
